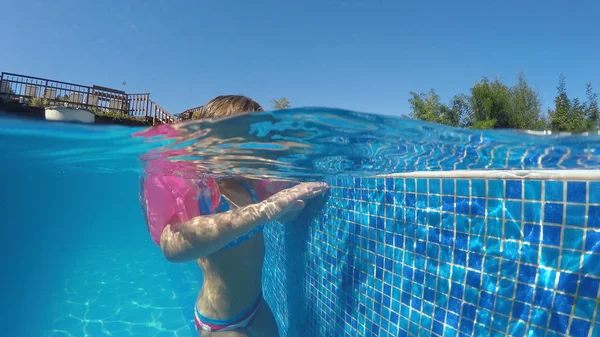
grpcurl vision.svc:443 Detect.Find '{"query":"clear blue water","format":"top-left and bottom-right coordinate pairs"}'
top-left (1, 109), bottom-right (599, 337)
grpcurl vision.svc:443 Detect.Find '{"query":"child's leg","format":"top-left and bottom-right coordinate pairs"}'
top-left (249, 303), bottom-right (279, 337)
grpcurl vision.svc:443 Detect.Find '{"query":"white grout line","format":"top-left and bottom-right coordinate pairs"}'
top-left (375, 170), bottom-right (600, 180)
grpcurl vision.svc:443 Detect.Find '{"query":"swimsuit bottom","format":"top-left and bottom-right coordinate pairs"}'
top-left (194, 292), bottom-right (263, 332)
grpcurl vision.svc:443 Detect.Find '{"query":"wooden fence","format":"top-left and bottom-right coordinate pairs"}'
top-left (0, 72), bottom-right (175, 124)
top-left (178, 105), bottom-right (203, 120)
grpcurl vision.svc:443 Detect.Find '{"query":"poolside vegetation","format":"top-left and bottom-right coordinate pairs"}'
top-left (407, 71), bottom-right (599, 132)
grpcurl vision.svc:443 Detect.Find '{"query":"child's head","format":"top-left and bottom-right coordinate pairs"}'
top-left (197, 95), bottom-right (263, 119)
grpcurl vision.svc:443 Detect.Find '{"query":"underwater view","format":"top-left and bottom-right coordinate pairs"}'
top-left (2, 1), bottom-right (600, 336)
top-left (1, 108), bottom-right (600, 336)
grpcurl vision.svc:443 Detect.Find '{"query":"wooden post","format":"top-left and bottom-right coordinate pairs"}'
top-left (153, 104), bottom-right (157, 125)
top-left (146, 95), bottom-right (150, 122)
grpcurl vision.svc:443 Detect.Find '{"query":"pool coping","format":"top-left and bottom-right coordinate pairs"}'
top-left (376, 169), bottom-right (600, 180)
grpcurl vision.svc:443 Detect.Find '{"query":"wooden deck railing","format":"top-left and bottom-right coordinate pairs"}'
top-left (178, 105), bottom-right (203, 120)
top-left (0, 72), bottom-right (176, 124)
top-left (126, 92), bottom-right (176, 124)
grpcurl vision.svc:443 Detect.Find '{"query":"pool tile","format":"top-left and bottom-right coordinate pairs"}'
top-left (545, 181), bottom-right (564, 202)
top-left (471, 179), bottom-right (486, 197)
top-left (524, 180), bottom-right (542, 200)
top-left (505, 180), bottom-right (523, 199)
top-left (566, 205), bottom-right (586, 227)
top-left (263, 177), bottom-right (600, 337)
top-left (567, 182), bottom-right (587, 203)
top-left (442, 179), bottom-right (454, 195)
top-left (590, 182), bottom-right (600, 203)
top-left (570, 319), bottom-right (591, 337)
top-left (488, 180), bottom-right (503, 198)
top-left (589, 206), bottom-right (600, 228)
top-left (544, 203), bottom-right (563, 224)
top-left (523, 202), bottom-right (541, 222)
top-left (429, 179), bottom-right (440, 194)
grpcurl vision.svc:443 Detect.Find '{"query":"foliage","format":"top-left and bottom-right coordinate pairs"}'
top-left (585, 82), bottom-right (599, 130)
top-left (270, 97), bottom-right (291, 110)
top-left (409, 71), bottom-right (598, 132)
top-left (29, 97), bottom-right (47, 107)
top-left (547, 75), bottom-right (598, 132)
top-left (408, 90), bottom-right (468, 127)
top-left (96, 110), bottom-right (136, 120)
top-left (506, 71), bottom-right (544, 130)
top-left (548, 74), bottom-right (575, 131)
top-left (467, 77), bottom-right (510, 129)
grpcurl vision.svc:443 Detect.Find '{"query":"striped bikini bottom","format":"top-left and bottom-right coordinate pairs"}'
top-left (193, 293), bottom-right (262, 332)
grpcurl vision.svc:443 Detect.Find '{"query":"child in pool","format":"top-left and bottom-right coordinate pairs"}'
top-left (140, 95), bottom-right (328, 337)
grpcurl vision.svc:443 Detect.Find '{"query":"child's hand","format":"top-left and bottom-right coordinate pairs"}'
top-left (263, 182), bottom-right (329, 220)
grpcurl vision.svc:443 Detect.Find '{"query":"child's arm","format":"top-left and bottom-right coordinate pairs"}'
top-left (160, 182), bottom-right (328, 262)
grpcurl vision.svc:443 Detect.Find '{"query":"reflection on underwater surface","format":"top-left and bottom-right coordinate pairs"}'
top-left (2, 108), bottom-right (600, 181)
top-left (135, 108), bottom-right (600, 180)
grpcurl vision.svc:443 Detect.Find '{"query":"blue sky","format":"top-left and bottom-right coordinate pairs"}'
top-left (2, 0), bottom-right (598, 117)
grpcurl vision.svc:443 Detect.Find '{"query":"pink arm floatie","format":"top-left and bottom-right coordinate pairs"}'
top-left (143, 174), bottom-right (198, 245)
top-left (141, 154), bottom-right (222, 246)
top-left (141, 162), bottom-right (294, 246)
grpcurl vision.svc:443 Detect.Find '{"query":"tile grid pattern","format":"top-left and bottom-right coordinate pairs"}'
top-left (263, 178), bottom-right (600, 337)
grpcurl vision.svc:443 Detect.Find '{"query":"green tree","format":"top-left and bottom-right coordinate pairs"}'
top-left (585, 82), bottom-right (599, 130)
top-left (408, 89), bottom-right (443, 124)
top-left (460, 72), bottom-right (544, 130)
top-left (547, 74), bottom-right (593, 132)
top-left (570, 98), bottom-right (588, 132)
top-left (548, 74), bottom-right (572, 131)
top-left (409, 72), bottom-right (594, 132)
top-left (270, 97), bottom-right (291, 110)
top-left (444, 94), bottom-right (470, 128)
top-left (467, 77), bottom-right (511, 129)
top-left (506, 71), bottom-right (543, 130)
top-left (408, 89), bottom-right (467, 127)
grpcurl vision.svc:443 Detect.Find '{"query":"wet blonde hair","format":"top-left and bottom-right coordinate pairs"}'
top-left (195, 95), bottom-right (263, 119)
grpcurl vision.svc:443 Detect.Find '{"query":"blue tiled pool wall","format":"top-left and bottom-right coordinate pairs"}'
top-left (263, 177), bottom-right (600, 337)
top-left (263, 198), bottom-right (322, 336)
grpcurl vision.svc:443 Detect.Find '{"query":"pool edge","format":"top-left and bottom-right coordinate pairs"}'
top-left (375, 169), bottom-right (600, 180)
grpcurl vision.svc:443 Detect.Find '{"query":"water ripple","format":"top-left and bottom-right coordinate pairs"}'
top-left (3, 108), bottom-right (600, 179)
top-left (137, 108), bottom-right (600, 180)
top-left (43, 248), bottom-right (199, 337)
